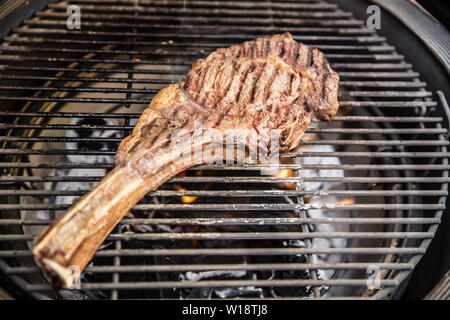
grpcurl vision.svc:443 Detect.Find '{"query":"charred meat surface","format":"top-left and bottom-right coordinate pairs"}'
top-left (32, 32), bottom-right (339, 288)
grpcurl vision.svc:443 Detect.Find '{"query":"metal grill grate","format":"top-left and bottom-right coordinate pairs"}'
top-left (0, 0), bottom-right (449, 299)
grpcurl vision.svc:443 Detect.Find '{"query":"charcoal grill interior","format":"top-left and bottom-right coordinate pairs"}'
top-left (0, 0), bottom-right (449, 299)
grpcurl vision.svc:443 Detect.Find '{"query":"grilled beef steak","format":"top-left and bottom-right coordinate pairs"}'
top-left (32, 33), bottom-right (339, 288)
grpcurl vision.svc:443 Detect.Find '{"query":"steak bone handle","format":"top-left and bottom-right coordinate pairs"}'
top-left (32, 146), bottom-right (211, 289)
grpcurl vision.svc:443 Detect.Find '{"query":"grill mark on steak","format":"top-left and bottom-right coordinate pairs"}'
top-left (280, 41), bottom-right (286, 58)
top-left (185, 61), bottom-right (206, 95)
top-left (264, 64), bottom-right (279, 102)
top-left (268, 39), bottom-right (279, 58)
top-left (249, 43), bottom-right (255, 58)
top-left (216, 60), bottom-right (250, 116)
top-left (311, 49), bottom-right (327, 103)
top-left (199, 58), bottom-right (223, 106)
top-left (235, 62), bottom-right (254, 106)
top-left (280, 39), bottom-right (295, 65)
top-left (255, 38), bottom-right (263, 58)
top-left (215, 60), bottom-right (236, 108)
top-left (287, 73), bottom-right (294, 97)
top-left (275, 40), bottom-right (284, 57)
top-left (164, 123), bottom-right (186, 151)
top-left (307, 46), bottom-right (313, 68)
top-left (296, 43), bottom-right (308, 68)
top-left (150, 127), bottom-right (173, 152)
top-left (252, 62), bottom-right (271, 105)
top-left (293, 44), bottom-right (300, 64)
top-left (128, 119), bottom-right (167, 157)
top-left (206, 58), bottom-right (227, 106)
top-left (267, 67), bottom-right (285, 101)
top-left (170, 102), bottom-right (181, 121)
top-left (213, 113), bottom-right (224, 128)
top-left (195, 62), bottom-right (210, 100)
top-left (312, 49), bottom-right (322, 73)
top-left (183, 71), bottom-right (196, 93)
top-left (264, 39), bottom-right (270, 56)
top-left (248, 63), bottom-right (266, 106)
top-left (240, 64), bottom-right (257, 106)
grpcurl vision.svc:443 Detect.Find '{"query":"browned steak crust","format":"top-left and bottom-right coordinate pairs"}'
top-left (184, 32), bottom-right (339, 122)
top-left (116, 33), bottom-right (339, 166)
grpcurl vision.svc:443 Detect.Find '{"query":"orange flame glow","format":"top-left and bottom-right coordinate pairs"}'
top-left (336, 198), bottom-right (355, 205)
top-left (174, 171), bottom-right (205, 204)
top-left (274, 169), bottom-right (296, 190)
top-left (174, 185), bottom-right (198, 204)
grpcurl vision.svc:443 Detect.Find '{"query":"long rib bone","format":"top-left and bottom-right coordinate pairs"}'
top-left (32, 131), bottom-right (231, 288)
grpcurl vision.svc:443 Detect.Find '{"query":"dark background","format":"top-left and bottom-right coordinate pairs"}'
top-left (417, 0), bottom-right (450, 29)
top-left (404, 0), bottom-right (449, 299)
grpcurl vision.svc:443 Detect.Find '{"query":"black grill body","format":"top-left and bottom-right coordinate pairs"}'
top-left (0, 0), bottom-right (449, 300)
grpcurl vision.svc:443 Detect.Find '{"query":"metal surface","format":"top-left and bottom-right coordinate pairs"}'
top-left (424, 270), bottom-right (450, 300)
top-left (0, 0), bottom-right (449, 299)
top-left (0, 0), bottom-right (56, 39)
top-left (372, 0), bottom-right (450, 76)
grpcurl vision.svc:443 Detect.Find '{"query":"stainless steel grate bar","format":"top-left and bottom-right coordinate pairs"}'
top-left (66, 0), bottom-right (335, 10)
top-left (0, 203), bottom-right (444, 212)
top-left (24, 279), bottom-right (399, 291)
top-left (13, 28), bottom-right (386, 43)
top-left (0, 232), bottom-right (435, 242)
top-left (4, 37), bottom-right (394, 51)
top-left (22, 21), bottom-right (373, 35)
top-left (0, 189), bottom-right (446, 197)
top-left (2, 263), bottom-right (414, 275)
top-left (0, 247), bottom-right (427, 259)
top-left (0, 217), bottom-right (441, 226)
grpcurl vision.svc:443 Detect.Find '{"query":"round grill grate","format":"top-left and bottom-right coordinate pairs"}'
top-left (0, 0), bottom-right (448, 299)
